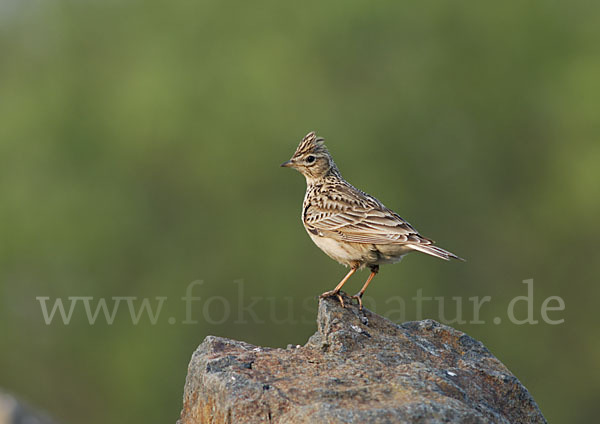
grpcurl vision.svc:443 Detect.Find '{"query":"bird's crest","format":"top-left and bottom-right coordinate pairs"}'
top-left (292, 131), bottom-right (328, 158)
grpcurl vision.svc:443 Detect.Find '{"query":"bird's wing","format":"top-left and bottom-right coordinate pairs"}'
top-left (304, 185), bottom-right (433, 246)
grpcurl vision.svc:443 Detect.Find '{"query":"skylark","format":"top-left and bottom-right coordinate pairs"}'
top-left (281, 131), bottom-right (464, 309)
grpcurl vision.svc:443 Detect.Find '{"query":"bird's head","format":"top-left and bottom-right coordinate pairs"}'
top-left (281, 131), bottom-right (336, 181)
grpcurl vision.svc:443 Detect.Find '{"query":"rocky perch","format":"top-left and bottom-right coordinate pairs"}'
top-left (0, 389), bottom-right (57, 424)
top-left (178, 294), bottom-right (546, 423)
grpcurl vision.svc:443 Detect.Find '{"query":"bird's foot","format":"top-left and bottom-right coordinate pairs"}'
top-left (320, 290), bottom-right (345, 308)
top-left (351, 293), bottom-right (364, 310)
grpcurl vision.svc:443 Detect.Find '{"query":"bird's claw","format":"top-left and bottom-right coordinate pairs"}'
top-left (320, 290), bottom-right (345, 308)
top-left (351, 294), bottom-right (364, 310)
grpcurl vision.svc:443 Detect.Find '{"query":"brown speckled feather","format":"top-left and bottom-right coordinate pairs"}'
top-left (303, 179), bottom-right (434, 246)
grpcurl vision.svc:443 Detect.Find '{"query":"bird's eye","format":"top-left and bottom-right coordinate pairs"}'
top-left (306, 155), bottom-right (316, 163)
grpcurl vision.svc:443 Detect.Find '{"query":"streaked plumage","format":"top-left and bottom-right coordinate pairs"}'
top-left (282, 131), bottom-right (463, 309)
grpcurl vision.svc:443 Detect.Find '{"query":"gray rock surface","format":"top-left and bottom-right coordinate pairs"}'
top-left (0, 390), bottom-right (57, 424)
top-left (178, 293), bottom-right (546, 423)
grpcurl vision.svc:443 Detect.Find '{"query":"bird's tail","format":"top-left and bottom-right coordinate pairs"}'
top-left (410, 244), bottom-right (465, 261)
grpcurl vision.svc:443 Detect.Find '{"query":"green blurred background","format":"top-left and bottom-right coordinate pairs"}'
top-left (1, 1), bottom-right (598, 423)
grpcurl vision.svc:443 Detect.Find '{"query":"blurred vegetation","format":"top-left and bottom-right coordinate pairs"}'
top-left (1, 1), bottom-right (599, 423)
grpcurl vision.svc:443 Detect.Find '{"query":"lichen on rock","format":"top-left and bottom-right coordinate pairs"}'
top-left (178, 293), bottom-right (546, 424)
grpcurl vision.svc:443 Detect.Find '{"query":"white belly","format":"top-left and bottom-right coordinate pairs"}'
top-left (307, 231), bottom-right (413, 268)
top-left (308, 232), bottom-right (362, 265)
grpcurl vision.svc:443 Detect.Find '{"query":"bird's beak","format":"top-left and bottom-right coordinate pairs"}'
top-left (280, 160), bottom-right (293, 168)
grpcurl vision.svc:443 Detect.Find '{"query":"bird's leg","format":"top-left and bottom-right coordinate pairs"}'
top-left (320, 266), bottom-right (358, 307)
top-left (351, 265), bottom-right (379, 310)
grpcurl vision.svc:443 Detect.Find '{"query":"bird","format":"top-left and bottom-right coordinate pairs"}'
top-left (281, 131), bottom-right (464, 310)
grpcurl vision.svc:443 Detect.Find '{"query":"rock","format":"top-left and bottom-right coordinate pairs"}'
top-left (0, 389), bottom-right (57, 424)
top-left (178, 293), bottom-right (546, 423)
